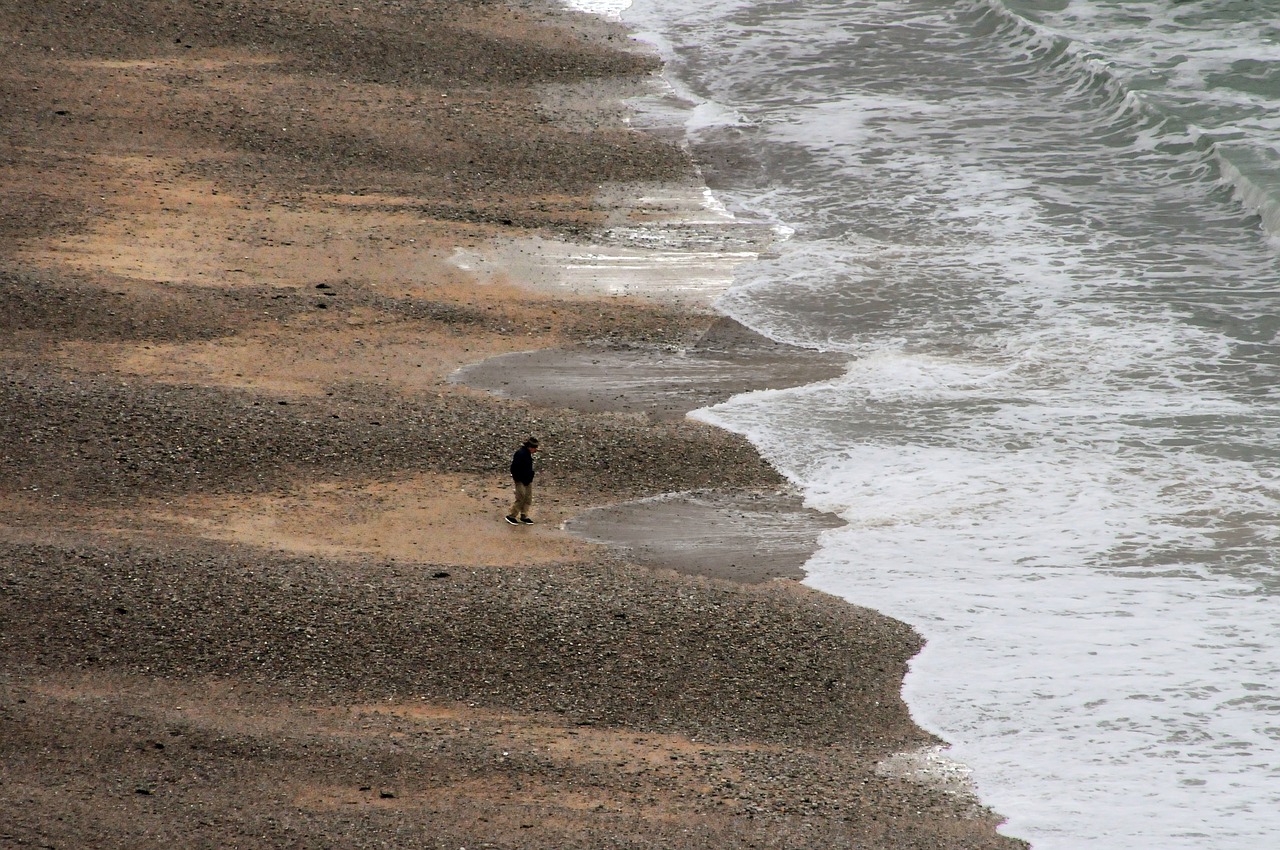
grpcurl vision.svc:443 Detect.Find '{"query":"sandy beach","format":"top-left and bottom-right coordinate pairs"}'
top-left (1, 1), bottom-right (1022, 847)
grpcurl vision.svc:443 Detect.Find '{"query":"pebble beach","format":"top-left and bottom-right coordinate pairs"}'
top-left (0, 2), bottom-right (1022, 847)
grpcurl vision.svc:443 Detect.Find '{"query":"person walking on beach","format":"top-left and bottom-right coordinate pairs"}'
top-left (505, 437), bottom-right (539, 525)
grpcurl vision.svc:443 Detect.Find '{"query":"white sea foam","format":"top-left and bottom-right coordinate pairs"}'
top-left (692, 339), bottom-right (1280, 847)
top-left (810, 541), bottom-right (1279, 850)
top-left (629, 0), bottom-right (1280, 846)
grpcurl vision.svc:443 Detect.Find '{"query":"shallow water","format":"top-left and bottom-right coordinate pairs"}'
top-left (565, 0), bottom-right (1280, 847)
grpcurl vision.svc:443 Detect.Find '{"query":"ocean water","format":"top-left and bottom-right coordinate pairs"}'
top-left (563, 1), bottom-right (1280, 848)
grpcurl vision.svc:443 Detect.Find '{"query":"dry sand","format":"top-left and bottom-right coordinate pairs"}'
top-left (0, 1), bottom-right (1024, 847)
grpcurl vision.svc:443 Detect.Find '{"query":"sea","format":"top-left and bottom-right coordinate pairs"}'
top-left (561, 1), bottom-right (1280, 848)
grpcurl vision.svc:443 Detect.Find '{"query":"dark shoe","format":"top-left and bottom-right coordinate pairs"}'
top-left (504, 515), bottom-right (520, 525)
top-left (519, 516), bottom-right (534, 524)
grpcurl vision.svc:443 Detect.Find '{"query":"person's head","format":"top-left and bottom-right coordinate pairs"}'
top-left (524, 437), bottom-right (540, 452)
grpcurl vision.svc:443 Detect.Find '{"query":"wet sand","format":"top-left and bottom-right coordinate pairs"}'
top-left (0, 1), bottom-right (1023, 847)
top-left (563, 489), bottom-right (847, 584)
top-left (450, 316), bottom-right (847, 421)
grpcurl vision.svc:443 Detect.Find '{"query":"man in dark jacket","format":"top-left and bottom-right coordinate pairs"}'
top-left (505, 437), bottom-right (539, 525)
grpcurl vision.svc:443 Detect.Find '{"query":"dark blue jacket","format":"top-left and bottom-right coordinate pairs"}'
top-left (511, 446), bottom-right (535, 485)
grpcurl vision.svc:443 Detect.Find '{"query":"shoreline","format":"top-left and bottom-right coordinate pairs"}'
top-left (0, 1), bottom-right (1021, 847)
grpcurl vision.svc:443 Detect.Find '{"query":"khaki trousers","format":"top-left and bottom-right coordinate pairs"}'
top-left (510, 481), bottom-right (533, 518)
